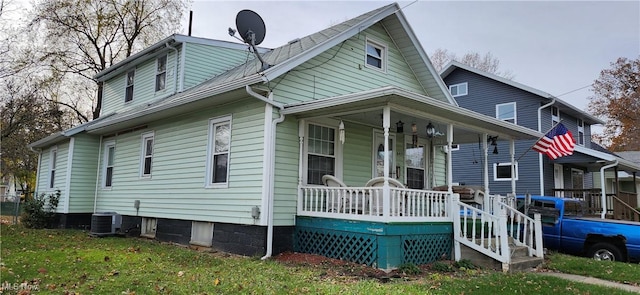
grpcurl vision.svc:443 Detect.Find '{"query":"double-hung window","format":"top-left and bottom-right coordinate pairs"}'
top-left (140, 132), bottom-right (154, 178)
top-left (125, 70), bottom-right (135, 102)
top-left (577, 119), bottom-right (585, 145)
top-left (103, 141), bottom-right (115, 188)
top-left (306, 124), bottom-right (336, 185)
top-left (494, 162), bottom-right (519, 181)
top-left (207, 116), bottom-right (231, 187)
top-left (496, 102), bottom-right (517, 124)
top-left (155, 54), bottom-right (167, 92)
top-left (49, 148), bottom-right (57, 188)
top-left (449, 82), bottom-right (468, 97)
top-left (365, 39), bottom-right (386, 71)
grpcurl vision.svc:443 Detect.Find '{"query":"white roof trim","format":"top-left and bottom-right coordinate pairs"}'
top-left (574, 145), bottom-right (640, 172)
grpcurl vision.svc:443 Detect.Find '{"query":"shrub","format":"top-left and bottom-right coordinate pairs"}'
top-left (454, 259), bottom-right (476, 270)
top-left (431, 261), bottom-right (454, 272)
top-left (21, 190), bottom-right (60, 229)
top-left (397, 263), bottom-right (421, 275)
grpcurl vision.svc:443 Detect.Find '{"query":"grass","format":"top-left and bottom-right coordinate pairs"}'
top-left (545, 251), bottom-right (640, 284)
top-left (1, 224), bottom-right (638, 294)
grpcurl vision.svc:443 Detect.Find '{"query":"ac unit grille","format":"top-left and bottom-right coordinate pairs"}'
top-left (90, 212), bottom-right (121, 236)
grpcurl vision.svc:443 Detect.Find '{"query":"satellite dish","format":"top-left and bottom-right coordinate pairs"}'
top-left (236, 9), bottom-right (266, 46)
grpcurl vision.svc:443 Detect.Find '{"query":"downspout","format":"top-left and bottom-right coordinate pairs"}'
top-left (537, 98), bottom-right (556, 195)
top-left (599, 160), bottom-right (618, 219)
top-left (245, 85), bottom-right (285, 260)
top-left (93, 136), bottom-right (104, 213)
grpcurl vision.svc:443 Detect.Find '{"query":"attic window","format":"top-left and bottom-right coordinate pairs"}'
top-left (449, 82), bottom-right (468, 97)
top-left (365, 39), bottom-right (386, 71)
top-left (155, 54), bottom-right (167, 92)
top-left (125, 70), bottom-right (135, 102)
top-left (577, 118), bottom-right (585, 145)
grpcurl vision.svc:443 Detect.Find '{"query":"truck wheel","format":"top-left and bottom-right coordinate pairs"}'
top-left (588, 243), bottom-right (623, 261)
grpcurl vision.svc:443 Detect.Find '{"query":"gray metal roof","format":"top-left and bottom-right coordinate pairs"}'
top-left (440, 61), bottom-right (604, 125)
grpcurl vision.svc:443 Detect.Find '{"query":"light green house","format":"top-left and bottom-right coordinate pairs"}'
top-left (30, 3), bottom-right (545, 270)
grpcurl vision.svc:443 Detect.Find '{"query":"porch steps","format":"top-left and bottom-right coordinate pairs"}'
top-left (460, 238), bottom-right (543, 272)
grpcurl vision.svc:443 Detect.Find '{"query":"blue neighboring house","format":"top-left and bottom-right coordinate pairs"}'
top-left (441, 61), bottom-right (640, 216)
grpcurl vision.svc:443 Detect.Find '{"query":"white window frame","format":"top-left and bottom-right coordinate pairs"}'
top-left (496, 102), bottom-right (517, 124)
top-left (102, 141), bottom-right (116, 189)
top-left (551, 106), bottom-right (560, 125)
top-left (450, 144), bottom-right (460, 151)
top-left (205, 116), bottom-right (232, 188)
top-left (577, 118), bottom-right (585, 146)
top-left (139, 131), bottom-right (155, 178)
top-left (49, 147), bottom-right (57, 189)
top-left (304, 121), bottom-right (341, 185)
top-left (493, 162), bottom-right (519, 181)
top-left (364, 38), bottom-right (387, 72)
top-left (125, 69), bottom-right (135, 102)
top-left (449, 82), bottom-right (468, 97)
top-left (404, 138), bottom-right (427, 189)
top-left (155, 54), bottom-right (167, 92)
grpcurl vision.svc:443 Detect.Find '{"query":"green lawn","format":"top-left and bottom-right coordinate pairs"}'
top-left (1, 224), bottom-right (638, 294)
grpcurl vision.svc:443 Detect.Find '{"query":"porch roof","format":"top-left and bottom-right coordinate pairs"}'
top-left (553, 145), bottom-right (640, 173)
top-left (282, 86), bottom-right (543, 143)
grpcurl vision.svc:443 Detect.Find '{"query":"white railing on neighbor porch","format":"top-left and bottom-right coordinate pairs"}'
top-left (452, 194), bottom-right (544, 268)
top-left (298, 186), bottom-right (451, 222)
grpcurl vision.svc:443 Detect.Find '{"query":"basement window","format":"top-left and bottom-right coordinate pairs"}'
top-left (141, 218), bottom-right (157, 238)
top-left (190, 221), bottom-right (214, 247)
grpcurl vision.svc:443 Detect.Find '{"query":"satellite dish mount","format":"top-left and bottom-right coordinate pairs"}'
top-left (230, 9), bottom-right (270, 71)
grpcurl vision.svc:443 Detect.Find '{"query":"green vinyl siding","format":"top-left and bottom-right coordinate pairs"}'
top-left (35, 141), bottom-right (70, 213)
top-left (271, 24), bottom-right (427, 105)
top-left (342, 123), bottom-right (375, 186)
top-left (183, 43), bottom-right (252, 89)
top-left (433, 147), bottom-right (447, 188)
top-left (101, 48), bottom-right (180, 116)
top-left (272, 118), bottom-right (301, 226)
top-left (95, 98), bottom-right (266, 224)
top-left (68, 134), bottom-right (100, 213)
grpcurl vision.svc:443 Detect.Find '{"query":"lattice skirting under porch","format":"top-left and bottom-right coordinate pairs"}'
top-left (294, 216), bottom-right (452, 269)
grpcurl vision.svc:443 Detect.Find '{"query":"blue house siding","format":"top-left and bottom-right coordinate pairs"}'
top-left (445, 67), bottom-right (600, 197)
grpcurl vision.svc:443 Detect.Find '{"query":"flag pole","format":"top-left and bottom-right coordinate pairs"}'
top-left (516, 120), bottom-right (563, 162)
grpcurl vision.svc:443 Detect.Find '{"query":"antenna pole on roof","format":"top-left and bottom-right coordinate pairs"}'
top-left (188, 11), bottom-right (193, 36)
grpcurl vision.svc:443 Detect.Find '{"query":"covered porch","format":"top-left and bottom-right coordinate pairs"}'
top-left (283, 86), bottom-right (544, 270)
top-left (552, 146), bottom-right (640, 221)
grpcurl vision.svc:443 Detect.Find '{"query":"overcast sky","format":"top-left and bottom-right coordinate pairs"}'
top-left (185, 0), bottom-right (640, 114)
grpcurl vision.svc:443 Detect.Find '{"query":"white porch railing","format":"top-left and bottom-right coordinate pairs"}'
top-left (452, 194), bottom-right (544, 269)
top-left (298, 186), bottom-right (451, 222)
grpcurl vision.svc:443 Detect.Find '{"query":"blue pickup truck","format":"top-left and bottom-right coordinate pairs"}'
top-left (517, 195), bottom-right (640, 262)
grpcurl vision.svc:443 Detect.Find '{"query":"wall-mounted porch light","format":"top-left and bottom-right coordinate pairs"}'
top-left (488, 135), bottom-right (499, 154)
top-left (426, 122), bottom-right (436, 139)
top-left (396, 120), bottom-right (404, 133)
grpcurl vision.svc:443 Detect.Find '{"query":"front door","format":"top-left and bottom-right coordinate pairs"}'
top-left (373, 131), bottom-right (396, 178)
top-left (405, 141), bottom-right (426, 189)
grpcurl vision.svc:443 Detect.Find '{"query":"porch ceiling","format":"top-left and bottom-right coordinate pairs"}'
top-left (282, 86), bottom-right (543, 144)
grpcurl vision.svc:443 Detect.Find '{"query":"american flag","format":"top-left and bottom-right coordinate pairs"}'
top-left (533, 123), bottom-right (576, 159)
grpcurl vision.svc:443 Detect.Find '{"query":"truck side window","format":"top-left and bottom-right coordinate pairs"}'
top-left (531, 200), bottom-right (559, 225)
top-left (563, 201), bottom-right (582, 216)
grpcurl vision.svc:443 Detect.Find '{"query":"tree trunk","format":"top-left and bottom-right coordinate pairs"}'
top-left (93, 81), bottom-right (103, 120)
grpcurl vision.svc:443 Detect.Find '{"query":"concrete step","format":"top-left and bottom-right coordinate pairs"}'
top-left (508, 255), bottom-right (544, 272)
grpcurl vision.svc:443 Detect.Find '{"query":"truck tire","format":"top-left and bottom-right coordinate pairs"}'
top-left (588, 243), bottom-right (623, 261)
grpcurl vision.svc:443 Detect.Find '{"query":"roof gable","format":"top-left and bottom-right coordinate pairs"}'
top-left (441, 61), bottom-right (603, 125)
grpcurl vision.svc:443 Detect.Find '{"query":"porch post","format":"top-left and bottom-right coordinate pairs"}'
top-left (382, 106), bottom-right (391, 218)
top-left (447, 124), bottom-right (454, 193)
top-left (482, 133), bottom-right (490, 212)
top-left (297, 120), bottom-right (305, 214)
top-left (510, 138), bottom-right (516, 197)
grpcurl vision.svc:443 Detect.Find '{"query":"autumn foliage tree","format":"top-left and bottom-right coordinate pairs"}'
top-left (430, 48), bottom-right (514, 79)
top-left (589, 57), bottom-right (640, 151)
